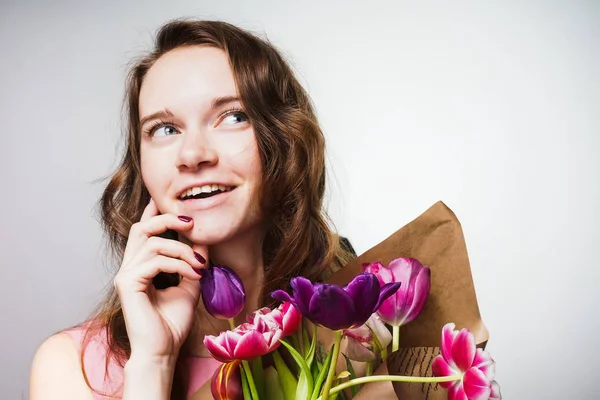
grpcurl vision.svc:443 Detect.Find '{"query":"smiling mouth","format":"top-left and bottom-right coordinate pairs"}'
top-left (179, 185), bottom-right (235, 201)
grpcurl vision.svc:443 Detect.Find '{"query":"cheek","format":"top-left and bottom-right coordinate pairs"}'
top-left (140, 147), bottom-right (168, 193)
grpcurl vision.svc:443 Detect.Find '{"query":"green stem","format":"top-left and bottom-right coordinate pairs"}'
top-left (228, 318), bottom-right (237, 330)
top-left (298, 318), bottom-right (305, 356)
top-left (317, 374), bottom-right (463, 400)
top-left (242, 360), bottom-right (260, 400)
top-left (365, 361), bottom-right (373, 377)
top-left (392, 325), bottom-right (400, 352)
top-left (321, 330), bottom-right (342, 400)
top-left (381, 348), bottom-right (388, 361)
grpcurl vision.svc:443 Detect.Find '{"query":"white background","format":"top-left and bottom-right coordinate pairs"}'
top-left (1, 1), bottom-right (598, 398)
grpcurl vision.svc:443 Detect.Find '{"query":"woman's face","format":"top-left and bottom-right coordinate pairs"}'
top-left (139, 46), bottom-right (262, 244)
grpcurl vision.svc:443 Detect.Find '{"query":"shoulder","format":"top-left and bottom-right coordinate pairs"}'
top-left (30, 332), bottom-right (94, 400)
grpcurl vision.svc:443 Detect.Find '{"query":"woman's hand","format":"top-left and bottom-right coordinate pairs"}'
top-left (114, 199), bottom-right (207, 365)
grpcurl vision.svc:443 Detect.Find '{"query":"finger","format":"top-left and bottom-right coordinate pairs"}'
top-left (178, 276), bottom-right (202, 303)
top-left (129, 236), bottom-right (206, 271)
top-left (140, 198), bottom-right (159, 222)
top-left (130, 213), bottom-right (194, 241)
top-left (191, 243), bottom-right (209, 267)
top-left (116, 255), bottom-right (203, 294)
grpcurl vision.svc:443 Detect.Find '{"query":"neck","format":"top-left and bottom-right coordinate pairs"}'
top-left (208, 231), bottom-right (265, 316)
top-left (180, 228), bottom-right (265, 357)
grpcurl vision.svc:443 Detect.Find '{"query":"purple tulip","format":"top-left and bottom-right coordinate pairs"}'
top-left (271, 273), bottom-right (400, 331)
top-left (362, 258), bottom-right (431, 327)
top-left (200, 265), bottom-right (245, 319)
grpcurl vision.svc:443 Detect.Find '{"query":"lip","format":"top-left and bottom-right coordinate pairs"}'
top-left (176, 182), bottom-right (236, 200)
top-left (177, 187), bottom-right (236, 211)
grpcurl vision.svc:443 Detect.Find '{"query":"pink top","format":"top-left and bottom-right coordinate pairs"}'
top-left (63, 324), bottom-right (222, 399)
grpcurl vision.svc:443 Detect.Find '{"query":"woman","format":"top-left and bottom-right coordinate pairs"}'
top-left (30, 19), bottom-right (355, 400)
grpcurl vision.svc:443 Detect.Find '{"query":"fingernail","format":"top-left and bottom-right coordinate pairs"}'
top-left (193, 267), bottom-right (203, 276)
top-left (194, 252), bottom-right (206, 264)
top-left (178, 215), bottom-right (192, 222)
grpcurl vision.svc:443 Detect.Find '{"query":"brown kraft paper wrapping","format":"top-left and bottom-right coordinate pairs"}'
top-left (191, 201), bottom-right (489, 399)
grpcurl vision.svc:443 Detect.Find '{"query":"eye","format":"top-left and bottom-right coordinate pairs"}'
top-left (145, 121), bottom-right (180, 137)
top-left (219, 110), bottom-right (249, 126)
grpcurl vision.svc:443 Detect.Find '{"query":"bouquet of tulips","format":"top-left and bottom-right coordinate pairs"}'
top-left (200, 257), bottom-right (501, 400)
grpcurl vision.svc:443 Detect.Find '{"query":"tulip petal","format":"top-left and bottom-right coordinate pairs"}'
top-left (463, 367), bottom-right (492, 400)
top-left (220, 265), bottom-right (245, 296)
top-left (365, 314), bottom-right (393, 348)
top-left (489, 380), bottom-right (502, 399)
top-left (204, 334), bottom-right (235, 363)
top-left (388, 258), bottom-right (414, 312)
top-left (374, 282), bottom-right (402, 312)
top-left (290, 276), bottom-right (316, 315)
top-left (345, 273), bottom-right (380, 325)
top-left (308, 284), bottom-right (355, 330)
top-left (432, 355), bottom-right (458, 389)
top-left (472, 348), bottom-right (496, 381)
top-left (345, 336), bottom-right (376, 362)
top-left (271, 289), bottom-right (294, 305)
top-left (223, 330), bottom-right (244, 356)
top-left (452, 329), bottom-right (476, 372)
top-left (345, 324), bottom-right (372, 343)
top-left (449, 382), bottom-right (468, 400)
top-left (441, 323), bottom-right (457, 366)
top-left (363, 261), bottom-right (394, 284)
top-left (401, 266), bottom-right (431, 325)
top-left (233, 330), bottom-right (269, 360)
top-left (202, 266), bottom-right (245, 319)
top-left (280, 302), bottom-right (301, 336)
top-left (376, 294), bottom-right (399, 325)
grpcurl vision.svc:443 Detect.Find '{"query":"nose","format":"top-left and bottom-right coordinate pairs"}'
top-left (176, 130), bottom-right (218, 171)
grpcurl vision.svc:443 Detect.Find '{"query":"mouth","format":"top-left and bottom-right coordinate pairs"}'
top-left (178, 184), bottom-right (236, 201)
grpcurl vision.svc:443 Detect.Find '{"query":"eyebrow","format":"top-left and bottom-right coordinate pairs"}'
top-left (139, 96), bottom-right (242, 127)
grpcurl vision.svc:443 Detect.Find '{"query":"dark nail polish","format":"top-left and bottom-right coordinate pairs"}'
top-left (178, 215), bottom-right (192, 222)
top-left (193, 267), bottom-right (203, 276)
top-left (194, 252), bottom-right (206, 264)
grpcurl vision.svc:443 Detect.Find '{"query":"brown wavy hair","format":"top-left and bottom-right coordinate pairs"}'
top-left (81, 19), bottom-right (355, 399)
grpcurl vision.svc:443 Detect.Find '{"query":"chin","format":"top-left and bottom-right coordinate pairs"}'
top-left (181, 226), bottom-right (233, 245)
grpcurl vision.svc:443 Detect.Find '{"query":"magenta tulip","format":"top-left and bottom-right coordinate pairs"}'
top-left (249, 302), bottom-right (301, 337)
top-left (204, 318), bottom-right (282, 363)
top-left (432, 323), bottom-right (501, 400)
top-left (362, 258), bottom-right (431, 327)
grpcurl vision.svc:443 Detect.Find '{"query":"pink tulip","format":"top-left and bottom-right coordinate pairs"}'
top-left (362, 258), bottom-right (431, 327)
top-left (432, 323), bottom-right (502, 400)
top-left (249, 302), bottom-right (302, 337)
top-left (204, 320), bottom-right (283, 363)
top-left (344, 314), bottom-right (392, 362)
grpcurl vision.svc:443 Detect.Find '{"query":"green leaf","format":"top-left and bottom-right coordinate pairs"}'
top-left (272, 350), bottom-right (298, 400)
top-left (251, 357), bottom-right (265, 400)
top-left (342, 353), bottom-right (360, 397)
top-left (335, 371), bottom-right (351, 380)
top-left (240, 365), bottom-right (252, 400)
top-left (306, 325), bottom-right (318, 368)
top-left (264, 366), bottom-right (286, 400)
top-left (279, 338), bottom-right (314, 399)
top-left (303, 326), bottom-right (310, 358)
top-left (310, 343), bottom-right (335, 400)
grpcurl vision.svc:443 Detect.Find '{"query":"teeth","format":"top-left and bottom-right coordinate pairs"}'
top-left (180, 185), bottom-right (231, 199)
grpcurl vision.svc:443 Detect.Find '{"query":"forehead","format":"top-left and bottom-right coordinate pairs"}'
top-left (139, 46), bottom-right (238, 116)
